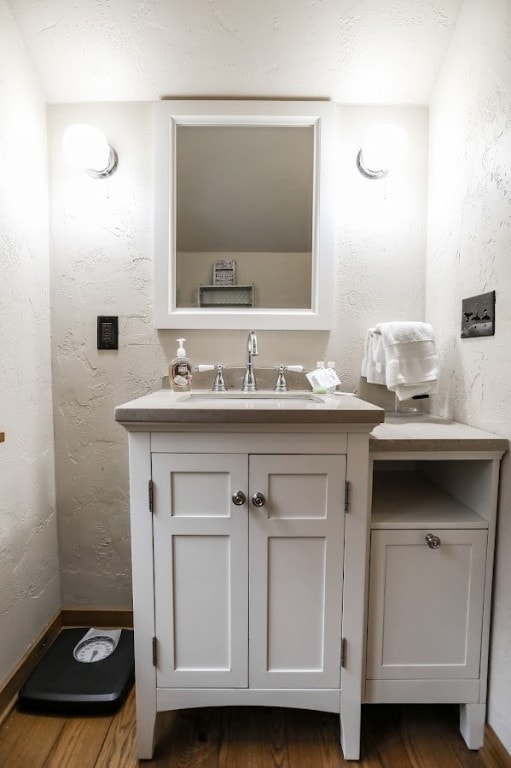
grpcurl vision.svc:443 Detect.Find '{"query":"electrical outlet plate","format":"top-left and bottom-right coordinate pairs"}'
top-left (461, 291), bottom-right (495, 338)
top-left (97, 316), bottom-right (118, 349)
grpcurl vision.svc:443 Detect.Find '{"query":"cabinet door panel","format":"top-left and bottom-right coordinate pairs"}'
top-left (249, 454), bottom-right (345, 689)
top-left (172, 535), bottom-right (231, 671)
top-left (170, 470), bottom-right (232, 517)
top-left (267, 536), bottom-right (326, 671)
top-left (367, 529), bottom-right (487, 680)
top-left (153, 453), bottom-right (248, 688)
top-left (267, 472), bottom-right (328, 519)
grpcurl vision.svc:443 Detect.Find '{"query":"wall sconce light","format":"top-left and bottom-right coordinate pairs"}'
top-left (356, 123), bottom-right (408, 179)
top-left (62, 124), bottom-right (118, 178)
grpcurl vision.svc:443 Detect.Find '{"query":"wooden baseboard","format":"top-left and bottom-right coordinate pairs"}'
top-left (0, 611), bottom-right (63, 722)
top-left (484, 724), bottom-right (511, 765)
top-left (0, 608), bottom-right (134, 723)
top-left (60, 608), bottom-right (134, 629)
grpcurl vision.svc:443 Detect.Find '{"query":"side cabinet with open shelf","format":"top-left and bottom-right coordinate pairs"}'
top-left (365, 453), bottom-right (503, 750)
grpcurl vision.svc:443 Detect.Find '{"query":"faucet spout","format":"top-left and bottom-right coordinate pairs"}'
top-left (241, 331), bottom-right (258, 391)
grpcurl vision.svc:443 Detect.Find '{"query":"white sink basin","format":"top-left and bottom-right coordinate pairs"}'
top-left (177, 392), bottom-right (324, 405)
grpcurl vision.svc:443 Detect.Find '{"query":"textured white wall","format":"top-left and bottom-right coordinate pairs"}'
top-left (427, 0), bottom-right (511, 751)
top-left (49, 102), bottom-right (428, 607)
top-left (0, 0), bottom-right (60, 686)
top-left (49, 104), bottom-right (159, 607)
top-left (334, 106), bottom-right (428, 396)
top-left (9, 0), bottom-right (462, 105)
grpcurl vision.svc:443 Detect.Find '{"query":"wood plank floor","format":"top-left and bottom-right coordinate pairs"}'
top-left (0, 689), bottom-right (510, 768)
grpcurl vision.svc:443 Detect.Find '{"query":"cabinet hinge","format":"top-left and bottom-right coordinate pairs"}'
top-left (344, 480), bottom-right (350, 513)
top-left (152, 636), bottom-right (158, 666)
top-left (340, 637), bottom-right (346, 668)
top-left (148, 479), bottom-right (154, 513)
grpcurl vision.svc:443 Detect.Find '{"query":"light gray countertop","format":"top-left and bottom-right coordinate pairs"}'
top-left (114, 391), bottom-right (508, 454)
top-left (114, 389), bottom-right (385, 426)
top-left (370, 415), bottom-right (508, 454)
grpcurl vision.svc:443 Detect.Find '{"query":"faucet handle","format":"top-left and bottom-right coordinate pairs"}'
top-left (273, 365), bottom-right (304, 393)
top-left (196, 364), bottom-right (215, 372)
top-left (274, 365), bottom-right (288, 392)
top-left (212, 364), bottom-right (227, 392)
top-left (195, 364), bottom-right (227, 392)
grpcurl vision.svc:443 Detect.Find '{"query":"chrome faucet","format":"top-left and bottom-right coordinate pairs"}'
top-left (241, 331), bottom-right (258, 391)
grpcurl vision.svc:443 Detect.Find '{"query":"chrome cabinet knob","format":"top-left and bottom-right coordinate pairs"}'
top-left (232, 491), bottom-right (246, 506)
top-left (425, 533), bottom-right (441, 549)
top-left (251, 492), bottom-right (266, 507)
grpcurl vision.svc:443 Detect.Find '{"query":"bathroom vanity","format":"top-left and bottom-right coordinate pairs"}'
top-left (115, 392), bottom-right (506, 760)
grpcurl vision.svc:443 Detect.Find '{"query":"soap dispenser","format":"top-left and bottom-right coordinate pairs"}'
top-left (169, 338), bottom-right (192, 391)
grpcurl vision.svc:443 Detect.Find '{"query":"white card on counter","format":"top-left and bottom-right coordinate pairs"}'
top-left (306, 367), bottom-right (341, 390)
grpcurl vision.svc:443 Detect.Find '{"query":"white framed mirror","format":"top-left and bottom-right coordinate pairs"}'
top-left (154, 100), bottom-right (334, 330)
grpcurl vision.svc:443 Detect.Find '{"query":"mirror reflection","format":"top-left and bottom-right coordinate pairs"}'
top-left (175, 125), bottom-right (314, 310)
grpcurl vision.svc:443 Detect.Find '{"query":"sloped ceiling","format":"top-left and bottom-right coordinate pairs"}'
top-left (8, 0), bottom-right (464, 104)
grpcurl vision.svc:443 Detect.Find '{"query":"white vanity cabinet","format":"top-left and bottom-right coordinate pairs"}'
top-left (115, 391), bottom-right (383, 762)
top-left (366, 424), bottom-right (508, 751)
top-left (152, 449), bottom-right (345, 692)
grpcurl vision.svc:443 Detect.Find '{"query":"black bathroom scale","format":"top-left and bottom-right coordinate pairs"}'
top-left (18, 627), bottom-right (134, 715)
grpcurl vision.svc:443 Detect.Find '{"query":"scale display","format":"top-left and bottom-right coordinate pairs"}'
top-left (73, 628), bottom-right (121, 662)
top-left (18, 627), bottom-right (134, 714)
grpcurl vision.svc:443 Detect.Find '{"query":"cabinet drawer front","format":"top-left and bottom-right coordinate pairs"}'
top-left (249, 454), bottom-right (346, 689)
top-left (152, 453), bottom-right (248, 688)
top-left (367, 528), bottom-right (487, 681)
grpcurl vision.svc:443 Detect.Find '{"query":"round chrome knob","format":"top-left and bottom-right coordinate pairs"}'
top-left (425, 533), bottom-right (441, 549)
top-left (251, 492), bottom-right (266, 507)
top-left (232, 491), bottom-right (246, 506)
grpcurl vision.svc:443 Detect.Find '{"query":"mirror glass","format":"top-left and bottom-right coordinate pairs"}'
top-left (176, 125), bottom-right (313, 310)
top-left (154, 101), bottom-right (334, 330)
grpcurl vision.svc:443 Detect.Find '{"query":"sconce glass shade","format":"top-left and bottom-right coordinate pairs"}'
top-left (357, 123), bottom-right (408, 179)
top-left (62, 124), bottom-right (118, 178)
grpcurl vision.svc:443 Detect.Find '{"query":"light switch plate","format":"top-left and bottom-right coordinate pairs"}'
top-left (461, 291), bottom-right (495, 338)
top-left (97, 316), bottom-right (118, 350)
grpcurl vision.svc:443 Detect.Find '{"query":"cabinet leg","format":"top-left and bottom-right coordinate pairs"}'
top-left (136, 700), bottom-right (157, 760)
top-left (459, 703), bottom-right (485, 750)
top-left (339, 701), bottom-right (361, 760)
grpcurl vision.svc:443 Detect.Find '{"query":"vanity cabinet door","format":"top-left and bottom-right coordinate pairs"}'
top-left (366, 528), bottom-right (487, 681)
top-left (248, 454), bottom-right (346, 689)
top-left (152, 453), bottom-right (248, 688)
